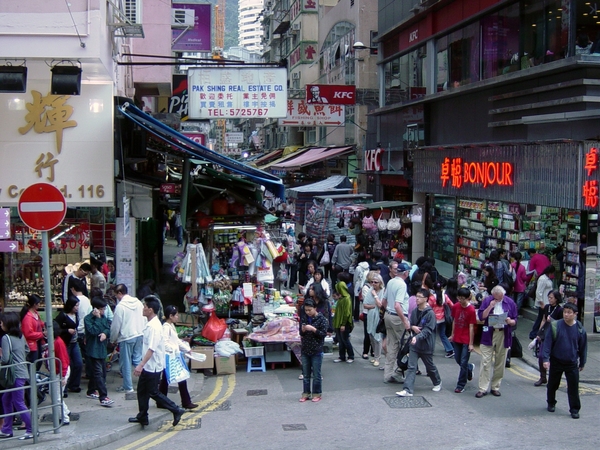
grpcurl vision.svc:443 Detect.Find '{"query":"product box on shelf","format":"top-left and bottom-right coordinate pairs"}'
top-left (190, 346), bottom-right (214, 369)
top-left (215, 354), bottom-right (236, 374)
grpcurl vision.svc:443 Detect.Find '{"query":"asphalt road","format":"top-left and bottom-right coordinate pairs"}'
top-left (96, 324), bottom-right (600, 450)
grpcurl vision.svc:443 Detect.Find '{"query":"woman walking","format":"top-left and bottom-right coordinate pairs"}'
top-left (0, 312), bottom-right (34, 440)
top-left (428, 281), bottom-right (455, 358)
top-left (55, 296), bottom-right (84, 393)
top-left (333, 272), bottom-right (355, 363)
top-left (363, 273), bottom-right (385, 367)
top-left (20, 294), bottom-right (46, 369)
top-left (533, 290), bottom-right (564, 386)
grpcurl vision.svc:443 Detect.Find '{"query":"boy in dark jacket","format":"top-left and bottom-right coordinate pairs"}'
top-left (299, 299), bottom-right (328, 403)
top-left (84, 297), bottom-right (113, 407)
top-left (396, 288), bottom-right (442, 397)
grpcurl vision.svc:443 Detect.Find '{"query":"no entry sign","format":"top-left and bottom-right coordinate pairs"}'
top-left (18, 183), bottom-right (67, 231)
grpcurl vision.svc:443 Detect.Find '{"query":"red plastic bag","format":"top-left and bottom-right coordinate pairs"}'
top-left (201, 313), bottom-right (227, 342)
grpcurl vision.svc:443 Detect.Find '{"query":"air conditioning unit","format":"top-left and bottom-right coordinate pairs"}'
top-left (124, 0), bottom-right (142, 24)
top-left (172, 8), bottom-right (194, 27)
top-left (291, 23), bottom-right (301, 32)
top-left (292, 72), bottom-right (300, 80)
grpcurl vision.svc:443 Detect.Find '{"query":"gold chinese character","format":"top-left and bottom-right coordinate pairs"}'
top-left (19, 90), bottom-right (77, 155)
top-left (35, 152), bottom-right (59, 182)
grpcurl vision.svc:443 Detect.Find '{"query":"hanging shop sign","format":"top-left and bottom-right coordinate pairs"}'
top-left (0, 81), bottom-right (113, 207)
top-left (187, 67), bottom-right (288, 119)
top-left (582, 146), bottom-right (599, 208)
top-left (171, 3), bottom-right (212, 52)
top-left (364, 147), bottom-right (384, 171)
top-left (278, 99), bottom-right (344, 126)
top-left (440, 158), bottom-right (514, 188)
top-left (305, 85), bottom-right (356, 105)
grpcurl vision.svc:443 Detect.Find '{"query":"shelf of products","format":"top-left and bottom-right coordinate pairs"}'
top-left (429, 196), bottom-right (456, 265)
top-left (561, 212), bottom-right (581, 296)
top-left (456, 199), bottom-right (487, 276)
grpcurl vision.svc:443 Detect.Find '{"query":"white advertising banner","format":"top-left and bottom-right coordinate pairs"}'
top-left (187, 67), bottom-right (288, 119)
top-left (278, 99), bottom-right (345, 126)
top-left (225, 132), bottom-right (244, 144)
top-left (0, 81), bottom-right (114, 207)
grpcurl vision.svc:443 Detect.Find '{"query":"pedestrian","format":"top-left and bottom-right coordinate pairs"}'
top-left (55, 296), bottom-right (83, 394)
top-left (449, 288), bottom-right (477, 393)
top-left (19, 294), bottom-right (46, 369)
top-left (529, 265), bottom-right (555, 340)
top-left (0, 312), bottom-right (34, 440)
top-left (128, 296), bottom-right (186, 427)
top-left (396, 288), bottom-right (442, 397)
top-left (510, 251), bottom-right (528, 313)
top-left (110, 284), bottom-right (145, 394)
top-left (381, 261), bottom-right (411, 384)
top-left (332, 271), bottom-right (354, 363)
top-left (322, 234), bottom-right (337, 283)
top-left (53, 322), bottom-right (71, 425)
top-left (331, 235), bottom-right (353, 285)
top-left (174, 211), bottom-right (183, 247)
top-left (543, 303), bottom-right (587, 419)
top-left (427, 280), bottom-right (455, 358)
top-left (70, 278), bottom-right (92, 381)
top-left (159, 305), bottom-right (198, 410)
top-left (475, 286), bottom-right (518, 398)
top-left (363, 272), bottom-right (385, 367)
top-left (533, 290), bottom-right (564, 387)
top-left (299, 299), bottom-right (328, 403)
top-left (84, 297), bottom-right (114, 407)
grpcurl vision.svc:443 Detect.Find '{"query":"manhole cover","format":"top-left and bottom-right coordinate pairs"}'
top-left (210, 400), bottom-right (231, 411)
top-left (247, 389), bottom-right (268, 396)
top-left (282, 424), bottom-right (307, 431)
top-left (159, 417), bottom-right (201, 432)
top-left (383, 396), bottom-right (432, 408)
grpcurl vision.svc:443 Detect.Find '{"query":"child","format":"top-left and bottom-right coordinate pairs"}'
top-left (53, 322), bottom-right (71, 424)
top-left (332, 271), bottom-right (354, 363)
top-left (84, 297), bottom-right (114, 407)
top-left (448, 288), bottom-right (478, 393)
top-left (299, 299), bottom-right (328, 403)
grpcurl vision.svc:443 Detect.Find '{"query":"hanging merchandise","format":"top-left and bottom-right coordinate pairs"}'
top-left (377, 212), bottom-right (388, 231)
top-left (257, 266), bottom-right (274, 282)
top-left (337, 211), bottom-right (345, 228)
top-left (411, 205), bottom-right (423, 223)
top-left (351, 211), bottom-right (361, 225)
top-left (402, 226), bottom-right (412, 239)
top-left (401, 209), bottom-right (411, 224)
top-left (387, 211), bottom-right (401, 231)
top-left (362, 213), bottom-right (376, 232)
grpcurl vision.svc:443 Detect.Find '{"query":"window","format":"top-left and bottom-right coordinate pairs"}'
top-left (384, 46), bottom-right (427, 106)
top-left (344, 105), bottom-right (355, 145)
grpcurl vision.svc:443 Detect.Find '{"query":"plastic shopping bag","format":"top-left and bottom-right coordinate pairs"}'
top-left (165, 351), bottom-right (191, 384)
top-left (201, 312), bottom-right (227, 342)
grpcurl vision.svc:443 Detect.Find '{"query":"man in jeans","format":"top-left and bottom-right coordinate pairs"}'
top-left (331, 235), bottom-right (353, 286)
top-left (110, 284), bottom-right (145, 393)
top-left (449, 287), bottom-right (477, 393)
top-left (381, 261), bottom-right (411, 384)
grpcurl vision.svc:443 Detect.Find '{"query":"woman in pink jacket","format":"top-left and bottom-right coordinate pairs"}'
top-left (20, 294), bottom-right (46, 368)
top-left (510, 252), bottom-right (528, 313)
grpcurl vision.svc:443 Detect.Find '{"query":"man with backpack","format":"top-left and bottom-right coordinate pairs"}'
top-left (542, 303), bottom-right (587, 419)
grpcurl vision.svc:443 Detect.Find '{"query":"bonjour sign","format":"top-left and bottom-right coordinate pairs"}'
top-left (440, 158), bottom-right (513, 189)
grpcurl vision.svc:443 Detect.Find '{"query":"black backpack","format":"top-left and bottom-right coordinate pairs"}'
top-left (396, 330), bottom-right (412, 374)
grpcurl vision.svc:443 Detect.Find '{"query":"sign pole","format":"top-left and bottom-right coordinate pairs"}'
top-left (42, 230), bottom-right (60, 432)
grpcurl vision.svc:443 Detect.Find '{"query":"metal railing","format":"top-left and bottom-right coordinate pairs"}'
top-left (0, 357), bottom-right (65, 445)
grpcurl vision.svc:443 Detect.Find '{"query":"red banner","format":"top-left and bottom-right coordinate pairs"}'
top-left (305, 85), bottom-right (356, 105)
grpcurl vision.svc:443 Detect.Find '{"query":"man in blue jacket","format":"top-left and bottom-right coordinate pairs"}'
top-left (543, 303), bottom-right (587, 419)
top-left (396, 288), bottom-right (442, 396)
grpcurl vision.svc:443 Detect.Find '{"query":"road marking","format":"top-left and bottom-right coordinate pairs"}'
top-left (119, 375), bottom-right (235, 450)
top-left (507, 363), bottom-right (600, 394)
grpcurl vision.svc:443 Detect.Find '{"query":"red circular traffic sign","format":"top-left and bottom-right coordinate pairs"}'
top-left (18, 183), bottom-right (67, 231)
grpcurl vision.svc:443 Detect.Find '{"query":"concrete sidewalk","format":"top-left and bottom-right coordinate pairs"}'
top-left (515, 308), bottom-right (600, 385)
top-left (0, 361), bottom-right (205, 450)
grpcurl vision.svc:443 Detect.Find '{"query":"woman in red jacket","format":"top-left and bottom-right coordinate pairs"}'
top-left (20, 294), bottom-right (46, 369)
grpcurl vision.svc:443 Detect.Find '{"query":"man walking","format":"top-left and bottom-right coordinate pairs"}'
top-left (111, 284), bottom-right (145, 394)
top-left (381, 261), bottom-right (411, 384)
top-left (449, 287), bottom-right (477, 393)
top-left (543, 303), bottom-right (587, 419)
top-left (331, 235), bottom-right (353, 286)
top-left (396, 288), bottom-right (442, 396)
top-left (62, 262), bottom-right (91, 302)
top-left (129, 296), bottom-right (185, 427)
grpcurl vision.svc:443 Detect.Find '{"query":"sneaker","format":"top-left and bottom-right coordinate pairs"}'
top-left (432, 382), bottom-right (442, 392)
top-left (346, 359), bottom-right (354, 364)
top-left (396, 390), bottom-right (413, 397)
top-left (445, 351), bottom-right (455, 358)
top-left (116, 386), bottom-right (135, 393)
top-left (373, 361), bottom-right (380, 367)
top-left (454, 387), bottom-right (465, 393)
top-left (100, 397), bottom-right (115, 407)
top-left (86, 391), bottom-right (99, 399)
top-left (468, 363), bottom-right (475, 381)
top-left (19, 433), bottom-right (38, 440)
top-left (333, 358), bottom-right (345, 363)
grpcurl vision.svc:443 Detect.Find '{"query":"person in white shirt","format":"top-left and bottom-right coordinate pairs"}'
top-left (128, 297), bottom-right (185, 427)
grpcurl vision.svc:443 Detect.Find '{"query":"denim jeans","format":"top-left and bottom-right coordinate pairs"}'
top-left (66, 340), bottom-right (83, 390)
top-left (301, 353), bottom-right (323, 396)
top-left (452, 342), bottom-right (472, 390)
top-left (437, 322), bottom-right (454, 353)
top-left (514, 292), bottom-right (525, 313)
top-left (336, 327), bottom-right (354, 360)
top-left (88, 357), bottom-right (107, 400)
top-left (403, 349), bottom-right (441, 394)
top-left (119, 336), bottom-right (143, 391)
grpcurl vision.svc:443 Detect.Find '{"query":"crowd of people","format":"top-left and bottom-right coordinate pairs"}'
top-left (297, 236), bottom-right (588, 419)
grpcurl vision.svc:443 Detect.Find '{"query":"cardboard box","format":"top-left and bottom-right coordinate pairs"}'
top-left (214, 355), bottom-right (236, 375)
top-left (189, 346), bottom-right (214, 370)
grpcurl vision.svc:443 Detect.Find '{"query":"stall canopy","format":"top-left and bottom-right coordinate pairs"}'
top-left (118, 103), bottom-right (285, 199)
top-left (251, 148), bottom-right (283, 167)
top-left (269, 146), bottom-right (354, 171)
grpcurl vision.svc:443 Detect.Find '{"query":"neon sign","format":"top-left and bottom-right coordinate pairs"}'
top-left (583, 147), bottom-right (599, 208)
top-left (440, 158), bottom-right (513, 188)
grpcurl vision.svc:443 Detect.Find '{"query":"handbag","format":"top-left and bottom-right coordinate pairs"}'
top-left (0, 336), bottom-right (15, 389)
top-left (375, 308), bottom-right (387, 334)
top-left (165, 351), bottom-right (191, 384)
top-left (337, 212), bottom-right (345, 228)
top-left (525, 280), bottom-right (537, 300)
top-left (510, 333), bottom-right (523, 358)
top-left (350, 211), bottom-right (361, 225)
top-left (387, 211), bottom-right (401, 231)
top-left (401, 209), bottom-right (411, 224)
top-left (319, 249), bottom-right (330, 265)
top-left (362, 214), bottom-right (376, 231)
top-left (377, 214), bottom-right (388, 231)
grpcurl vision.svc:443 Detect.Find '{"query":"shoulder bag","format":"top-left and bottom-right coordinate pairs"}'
top-left (377, 214), bottom-right (388, 231)
top-left (0, 336), bottom-right (15, 389)
top-left (387, 211), bottom-right (401, 231)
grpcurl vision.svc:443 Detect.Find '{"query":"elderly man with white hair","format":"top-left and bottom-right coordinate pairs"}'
top-left (475, 285), bottom-right (518, 399)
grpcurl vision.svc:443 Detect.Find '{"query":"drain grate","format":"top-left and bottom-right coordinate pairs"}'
top-left (247, 389), bottom-right (268, 396)
top-left (282, 424), bottom-right (307, 431)
top-left (159, 417), bottom-right (202, 432)
top-left (209, 400), bottom-right (231, 411)
top-left (383, 396), bottom-right (432, 408)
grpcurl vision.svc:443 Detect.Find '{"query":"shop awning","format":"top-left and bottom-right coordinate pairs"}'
top-left (251, 148), bottom-right (283, 167)
top-left (118, 103), bottom-right (285, 199)
top-left (361, 201), bottom-right (417, 210)
top-left (269, 146), bottom-right (354, 171)
top-left (258, 146), bottom-right (311, 170)
top-left (288, 175), bottom-right (353, 193)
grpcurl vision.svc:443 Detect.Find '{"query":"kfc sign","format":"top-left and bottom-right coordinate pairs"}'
top-left (364, 148), bottom-right (384, 172)
top-left (305, 85), bottom-right (356, 105)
